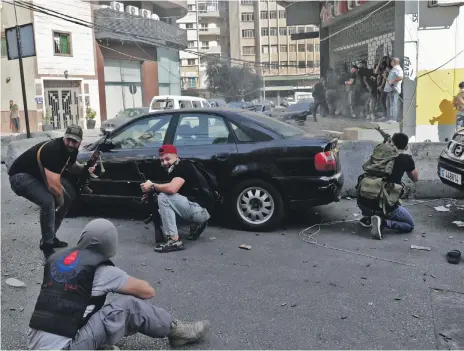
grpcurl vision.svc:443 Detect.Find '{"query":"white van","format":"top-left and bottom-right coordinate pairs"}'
top-left (149, 95), bottom-right (210, 112)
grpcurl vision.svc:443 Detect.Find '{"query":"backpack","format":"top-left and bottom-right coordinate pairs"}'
top-left (187, 160), bottom-right (221, 211)
top-left (356, 142), bottom-right (405, 214)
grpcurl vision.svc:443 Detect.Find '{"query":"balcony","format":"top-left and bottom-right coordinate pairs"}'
top-left (199, 46), bottom-right (221, 54)
top-left (93, 7), bottom-right (187, 49)
top-left (198, 27), bottom-right (221, 36)
top-left (198, 10), bottom-right (220, 18)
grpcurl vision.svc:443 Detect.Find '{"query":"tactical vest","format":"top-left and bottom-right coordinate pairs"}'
top-left (29, 248), bottom-right (114, 338)
top-left (356, 142), bottom-right (405, 214)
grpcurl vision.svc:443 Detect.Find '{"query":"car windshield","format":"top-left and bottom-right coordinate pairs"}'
top-left (227, 102), bottom-right (244, 108)
top-left (117, 108), bottom-right (147, 118)
top-left (240, 111), bottom-right (306, 138)
top-left (287, 101), bottom-right (312, 111)
top-left (151, 99), bottom-right (174, 110)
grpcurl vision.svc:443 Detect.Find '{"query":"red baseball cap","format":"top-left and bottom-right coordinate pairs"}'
top-left (159, 144), bottom-right (177, 156)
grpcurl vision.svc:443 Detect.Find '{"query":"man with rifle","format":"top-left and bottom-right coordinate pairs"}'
top-left (8, 125), bottom-right (96, 259)
top-left (140, 144), bottom-right (216, 253)
top-left (356, 128), bottom-right (419, 239)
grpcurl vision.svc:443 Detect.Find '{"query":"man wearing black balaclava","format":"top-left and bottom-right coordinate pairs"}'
top-left (8, 124), bottom-right (95, 259)
top-left (27, 218), bottom-right (210, 350)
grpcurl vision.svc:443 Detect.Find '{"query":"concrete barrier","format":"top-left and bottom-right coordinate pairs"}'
top-left (339, 140), bottom-right (464, 199)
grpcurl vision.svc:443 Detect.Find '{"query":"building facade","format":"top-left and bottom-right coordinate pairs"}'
top-left (1, 0), bottom-right (187, 132)
top-left (281, 0), bottom-right (464, 142)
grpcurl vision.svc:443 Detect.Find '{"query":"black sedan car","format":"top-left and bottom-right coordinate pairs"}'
top-left (438, 130), bottom-right (464, 191)
top-left (267, 100), bottom-right (314, 121)
top-left (72, 108), bottom-right (343, 231)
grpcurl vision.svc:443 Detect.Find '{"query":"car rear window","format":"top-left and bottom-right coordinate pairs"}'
top-left (240, 111), bottom-right (305, 138)
top-left (151, 99), bottom-right (174, 110)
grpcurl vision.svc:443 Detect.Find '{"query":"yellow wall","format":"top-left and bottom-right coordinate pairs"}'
top-left (416, 68), bottom-right (464, 127)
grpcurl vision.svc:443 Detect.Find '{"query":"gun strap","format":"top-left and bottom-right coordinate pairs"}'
top-left (37, 141), bottom-right (70, 188)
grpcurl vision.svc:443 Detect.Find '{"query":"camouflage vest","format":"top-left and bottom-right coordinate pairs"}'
top-left (356, 142), bottom-right (405, 213)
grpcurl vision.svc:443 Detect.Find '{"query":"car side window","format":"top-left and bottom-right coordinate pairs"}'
top-left (230, 122), bottom-right (254, 142)
top-left (174, 113), bottom-right (233, 146)
top-left (111, 115), bottom-right (172, 149)
top-left (179, 100), bottom-right (192, 109)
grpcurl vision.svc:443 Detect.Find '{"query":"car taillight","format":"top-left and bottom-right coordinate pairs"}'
top-left (315, 151), bottom-right (337, 171)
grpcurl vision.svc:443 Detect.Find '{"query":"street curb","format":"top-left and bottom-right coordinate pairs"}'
top-left (339, 140), bottom-right (464, 199)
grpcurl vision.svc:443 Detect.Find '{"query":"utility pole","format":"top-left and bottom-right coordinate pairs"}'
top-left (13, 0), bottom-right (31, 138)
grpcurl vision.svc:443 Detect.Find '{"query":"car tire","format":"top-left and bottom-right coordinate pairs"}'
top-left (228, 179), bottom-right (285, 231)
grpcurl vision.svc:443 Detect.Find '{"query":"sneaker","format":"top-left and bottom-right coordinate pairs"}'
top-left (154, 239), bottom-right (184, 253)
top-left (187, 221), bottom-right (208, 241)
top-left (168, 319), bottom-right (211, 347)
top-left (370, 215), bottom-right (383, 240)
top-left (359, 216), bottom-right (372, 228)
top-left (52, 237), bottom-right (68, 248)
top-left (386, 119), bottom-right (396, 124)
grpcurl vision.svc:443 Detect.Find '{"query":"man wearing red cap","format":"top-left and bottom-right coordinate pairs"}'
top-left (140, 144), bottom-right (212, 252)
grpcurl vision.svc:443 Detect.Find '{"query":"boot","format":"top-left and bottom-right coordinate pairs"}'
top-left (39, 242), bottom-right (56, 260)
top-left (167, 319), bottom-right (210, 347)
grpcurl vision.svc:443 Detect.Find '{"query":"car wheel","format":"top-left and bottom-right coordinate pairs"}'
top-left (229, 179), bottom-right (285, 231)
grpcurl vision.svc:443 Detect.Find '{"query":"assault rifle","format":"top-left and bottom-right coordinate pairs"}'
top-left (133, 161), bottom-right (165, 244)
top-left (375, 126), bottom-right (391, 144)
top-left (75, 133), bottom-right (110, 195)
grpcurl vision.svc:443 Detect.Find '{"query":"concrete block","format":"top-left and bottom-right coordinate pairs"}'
top-left (5, 136), bottom-right (52, 171)
top-left (339, 140), bottom-right (464, 199)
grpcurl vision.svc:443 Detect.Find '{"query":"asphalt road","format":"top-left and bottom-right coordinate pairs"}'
top-left (2, 168), bottom-right (464, 349)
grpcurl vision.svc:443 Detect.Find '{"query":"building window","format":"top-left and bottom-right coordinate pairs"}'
top-left (241, 0), bottom-right (253, 4)
top-left (298, 44), bottom-right (305, 52)
top-left (269, 27), bottom-right (278, 36)
top-left (53, 31), bottom-right (72, 56)
top-left (188, 4), bottom-right (195, 11)
top-left (279, 28), bottom-right (287, 36)
top-left (288, 27), bottom-right (296, 35)
top-left (1, 37), bottom-right (6, 58)
top-left (260, 11), bottom-right (268, 19)
top-left (280, 45), bottom-right (287, 52)
top-left (187, 59), bottom-right (196, 66)
top-left (307, 61), bottom-right (314, 68)
top-left (299, 61), bottom-right (305, 68)
top-left (307, 44), bottom-right (314, 51)
top-left (279, 10), bottom-right (286, 19)
top-left (188, 40), bottom-right (197, 48)
top-left (289, 44), bottom-right (296, 52)
top-left (269, 11), bottom-right (277, 19)
top-left (270, 45), bottom-right (278, 53)
top-left (241, 12), bottom-right (254, 21)
top-left (242, 29), bottom-right (255, 38)
top-left (243, 46), bottom-right (255, 55)
top-left (297, 26), bottom-right (305, 33)
top-left (262, 45), bottom-right (269, 54)
top-left (188, 77), bottom-right (197, 88)
top-left (186, 23), bottom-right (194, 29)
top-left (289, 61), bottom-right (297, 67)
top-left (201, 41), bottom-right (209, 49)
top-left (261, 28), bottom-right (269, 36)
top-left (271, 61), bottom-right (279, 69)
top-left (315, 44), bottom-right (320, 52)
top-left (199, 23), bottom-right (208, 31)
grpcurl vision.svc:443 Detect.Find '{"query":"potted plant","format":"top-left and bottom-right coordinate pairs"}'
top-left (42, 110), bottom-right (53, 131)
top-left (86, 106), bottom-right (96, 129)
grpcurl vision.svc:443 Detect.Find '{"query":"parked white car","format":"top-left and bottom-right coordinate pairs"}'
top-left (149, 95), bottom-right (210, 112)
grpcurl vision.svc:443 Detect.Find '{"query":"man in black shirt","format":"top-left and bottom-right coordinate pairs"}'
top-left (8, 125), bottom-right (95, 258)
top-left (312, 78), bottom-right (329, 121)
top-left (357, 133), bottom-right (419, 239)
top-left (140, 144), bottom-right (211, 253)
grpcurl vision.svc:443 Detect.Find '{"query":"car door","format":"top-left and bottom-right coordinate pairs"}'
top-left (92, 113), bottom-right (174, 198)
top-left (167, 112), bottom-right (238, 193)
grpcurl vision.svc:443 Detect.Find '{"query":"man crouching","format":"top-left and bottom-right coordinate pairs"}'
top-left (28, 218), bottom-right (210, 350)
top-left (140, 144), bottom-right (212, 253)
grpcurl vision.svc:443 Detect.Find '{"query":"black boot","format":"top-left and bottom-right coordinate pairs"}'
top-left (52, 237), bottom-right (68, 248)
top-left (39, 243), bottom-right (56, 260)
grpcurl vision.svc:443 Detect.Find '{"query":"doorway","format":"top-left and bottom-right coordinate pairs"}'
top-left (44, 80), bottom-right (81, 130)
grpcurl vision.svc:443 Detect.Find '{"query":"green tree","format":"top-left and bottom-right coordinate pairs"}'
top-left (205, 60), bottom-right (261, 102)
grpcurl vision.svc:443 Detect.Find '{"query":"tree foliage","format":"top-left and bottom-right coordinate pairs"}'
top-left (205, 60), bottom-right (261, 102)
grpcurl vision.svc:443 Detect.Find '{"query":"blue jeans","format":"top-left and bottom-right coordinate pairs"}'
top-left (359, 202), bottom-right (414, 233)
top-left (386, 90), bottom-right (399, 121)
top-left (9, 173), bottom-right (76, 245)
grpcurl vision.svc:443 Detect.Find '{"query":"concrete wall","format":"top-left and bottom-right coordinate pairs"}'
top-left (1, 3), bottom-right (38, 133)
top-left (414, 2), bottom-right (464, 142)
top-left (339, 140), bottom-right (464, 199)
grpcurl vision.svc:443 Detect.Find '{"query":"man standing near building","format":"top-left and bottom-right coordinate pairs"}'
top-left (10, 100), bottom-right (20, 133)
top-left (454, 81), bottom-right (464, 129)
top-left (325, 68), bottom-right (339, 115)
top-left (140, 144), bottom-right (213, 253)
top-left (382, 57), bottom-right (403, 123)
top-left (312, 78), bottom-right (329, 121)
top-left (8, 125), bottom-right (95, 259)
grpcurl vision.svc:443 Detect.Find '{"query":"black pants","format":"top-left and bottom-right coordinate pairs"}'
top-left (312, 99), bottom-right (329, 120)
top-left (9, 173), bottom-right (76, 245)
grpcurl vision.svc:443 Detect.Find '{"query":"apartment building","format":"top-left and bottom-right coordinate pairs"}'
top-left (229, 0), bottom-right (320, 100)
top-left (177, 0), bottom-right (229, 94)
